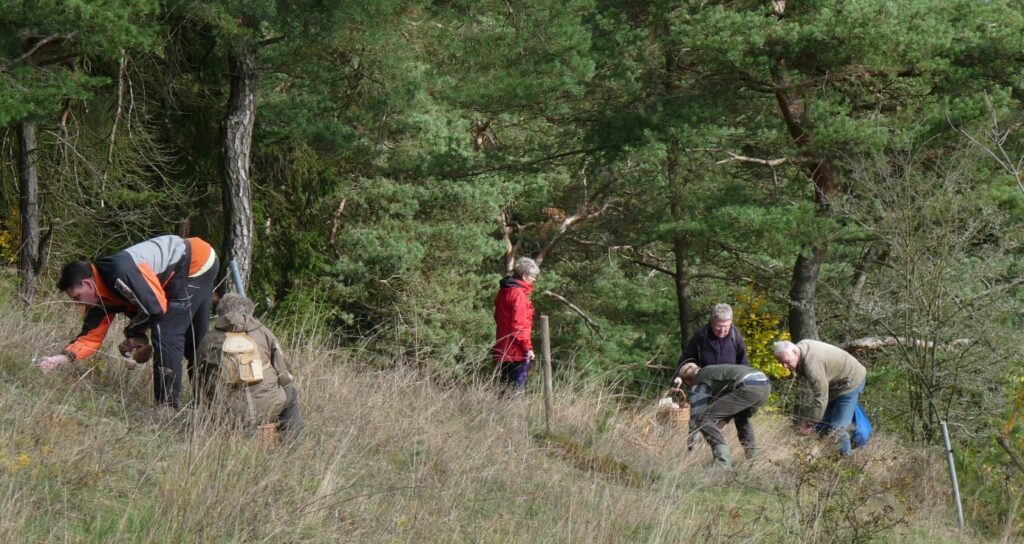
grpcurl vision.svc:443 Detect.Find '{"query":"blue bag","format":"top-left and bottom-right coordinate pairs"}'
top-left (851, 402), bottom-right (873, 449)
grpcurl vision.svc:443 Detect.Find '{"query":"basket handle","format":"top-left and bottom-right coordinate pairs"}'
top-left (662, 386), bottom-right (688, 403)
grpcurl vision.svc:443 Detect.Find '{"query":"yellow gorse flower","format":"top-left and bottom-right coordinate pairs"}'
top-left (733, 284), bottom-right (790, 379)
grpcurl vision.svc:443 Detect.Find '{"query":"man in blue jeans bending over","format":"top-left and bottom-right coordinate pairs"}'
top-left (774, 339), bottom-right (866, 456)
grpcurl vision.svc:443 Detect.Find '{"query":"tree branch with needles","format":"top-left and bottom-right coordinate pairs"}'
top-left (948, 95), bottom-right (1024, 196)
top-left (717, 151), bottom-right (790, 200)
top-left (542, 290), bottom-right (605, 340)
top-left (535, 198), bottom-right (615, 266)
top-left (3, 32), bottom-right (77, 70)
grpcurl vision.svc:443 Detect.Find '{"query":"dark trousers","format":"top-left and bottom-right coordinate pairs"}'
top-left (151, 260), bottom-right (218, 408)
top-left (278, 383), bottom-right (304, 439)
top-left (497, 359), bottom-right (531, 392)
top-left (693, 383), bottom-right (770, 455)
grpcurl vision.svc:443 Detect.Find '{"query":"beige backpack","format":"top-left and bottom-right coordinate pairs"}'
top-left (220, 331), bottom-right (264, 386)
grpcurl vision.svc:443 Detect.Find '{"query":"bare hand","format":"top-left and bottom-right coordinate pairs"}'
top-left (37, 354), bottom-right (70, 373)
top-left (526, 349), bottom-right (535, 361)
top-left (670, 377), bottom-right (683, 392)
top-left (798, 422), bottom-right (815, 436)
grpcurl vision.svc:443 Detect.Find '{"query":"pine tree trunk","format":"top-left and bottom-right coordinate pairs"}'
top-left (673, 230), bottom-right (693, 348)
top-left (772, 56), bottom-right (838, 342)
top-left (220, 46), bottom-right (257, 290)
top-left (787, 246), bottom-right (826, 342)
top-left (665, 118), bottom-right (692, 347)
top-left (17, 121), bottom-right (41, 304)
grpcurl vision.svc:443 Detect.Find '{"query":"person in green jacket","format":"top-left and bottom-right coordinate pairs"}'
top-left (673, 362), bottom-right (771, 468)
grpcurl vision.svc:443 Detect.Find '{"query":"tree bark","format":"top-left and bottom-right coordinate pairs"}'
top-left (17, 122), bottom-right (44, 304)
top-left (497, 211), bottom-right (517, 275)
top-left (667, 136), bottom-right (692, 347)
top-left (772, 56), bottom-right (839, 341)
top-left (535, 199), bottom-right (612, 267)
top-left (673, 228), bottom-right (693, 347)
top-left (664, 44), bottom-right (693, 349)
top-left (220, 45), bottom-right (257, 290)
top-left (787, 246), bottom-right (826, 342)
top-left (842, 336), bottom-right (971, 352)
top-left (997, 434), bottom-right (1024, 477)
top-left (851, 242), bottom-right (876, 302)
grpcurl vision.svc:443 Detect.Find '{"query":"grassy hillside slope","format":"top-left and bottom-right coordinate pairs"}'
top-left (0, 293), bottom-right (980, 543)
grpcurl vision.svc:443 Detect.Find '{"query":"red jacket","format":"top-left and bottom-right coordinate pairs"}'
top-left (493, 277), bottom-right (535, 363)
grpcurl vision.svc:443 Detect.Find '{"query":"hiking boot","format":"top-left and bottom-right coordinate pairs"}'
top-left (712, 444), bottom-right (732, 468)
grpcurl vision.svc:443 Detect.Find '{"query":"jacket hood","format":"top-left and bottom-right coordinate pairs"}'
top-left (499, 276), bottom-right (533, 293)
top-left (214, 312), bottom-right (264, 333)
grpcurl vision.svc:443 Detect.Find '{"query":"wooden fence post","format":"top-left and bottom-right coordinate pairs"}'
top-left (541, 315), bottom-right (554, 435)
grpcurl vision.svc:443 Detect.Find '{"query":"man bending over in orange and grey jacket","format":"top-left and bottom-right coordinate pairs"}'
top-left (38, 235), bottom-right (219, 411)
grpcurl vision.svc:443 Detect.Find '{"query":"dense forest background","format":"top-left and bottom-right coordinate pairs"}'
top-left (2, 0), bottom-right (1024, 531)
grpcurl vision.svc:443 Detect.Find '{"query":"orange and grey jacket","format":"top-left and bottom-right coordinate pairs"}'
top-left (63, 236), bottom-right (216, 362)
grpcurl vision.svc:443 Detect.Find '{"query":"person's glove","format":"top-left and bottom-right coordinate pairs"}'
top-left (37, 354), bottom-right (70, 373)
top-left (118, 337), bottom-right (153, 364)
top-left (118, 337), bottom-right (148, 357)
top-left (130, 344), bottom-right (153, 363)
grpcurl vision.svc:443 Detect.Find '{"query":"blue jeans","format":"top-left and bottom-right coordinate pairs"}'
top-left (815, 380), bottom-right (865, 456)
top-left (498, 359), bottom-right (531, 392)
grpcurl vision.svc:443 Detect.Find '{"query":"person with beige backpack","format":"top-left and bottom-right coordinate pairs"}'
top-left (195, 293), bottom-right (302, 445)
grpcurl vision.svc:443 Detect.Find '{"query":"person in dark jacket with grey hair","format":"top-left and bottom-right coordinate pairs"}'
top-left (672, 303), bottom-right (751, 450)
top-left (674, 303), bottom-right (750, 376)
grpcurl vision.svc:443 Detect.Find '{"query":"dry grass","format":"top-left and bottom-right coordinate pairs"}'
top-left (0, 290), bottom-right (987, 543)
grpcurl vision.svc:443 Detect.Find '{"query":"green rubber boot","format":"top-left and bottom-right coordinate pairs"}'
top-left (712, 444), bottom-right (732, 468)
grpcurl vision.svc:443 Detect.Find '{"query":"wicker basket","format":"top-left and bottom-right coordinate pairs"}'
top-left (656, 403), bottom-right (690, 426)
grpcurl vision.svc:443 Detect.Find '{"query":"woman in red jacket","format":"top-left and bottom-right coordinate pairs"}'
top-left (492, 256), bottom-right (539, 392)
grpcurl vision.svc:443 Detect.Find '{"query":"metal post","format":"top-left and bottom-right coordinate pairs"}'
top-left (541, 315), bottom-right (553, 435)
top-left (229, 260), bottom-right (245, 295)
top-left (940, 420), bottom-right (965, 529)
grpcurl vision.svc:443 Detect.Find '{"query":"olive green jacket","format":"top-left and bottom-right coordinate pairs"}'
top-left (693, 364), bottom-right (768, 398)
top-left (197, 313), bottom-right (293, 425)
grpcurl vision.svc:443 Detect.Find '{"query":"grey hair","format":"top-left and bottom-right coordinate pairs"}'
top-left (513, 256), bottom-right (540, 278)
top-left (216, 292), bottom-right (256, 317)
top-left (710, 303), bottom-right (733, 322)
top-left (773, 340), bottom-right (798, 356)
